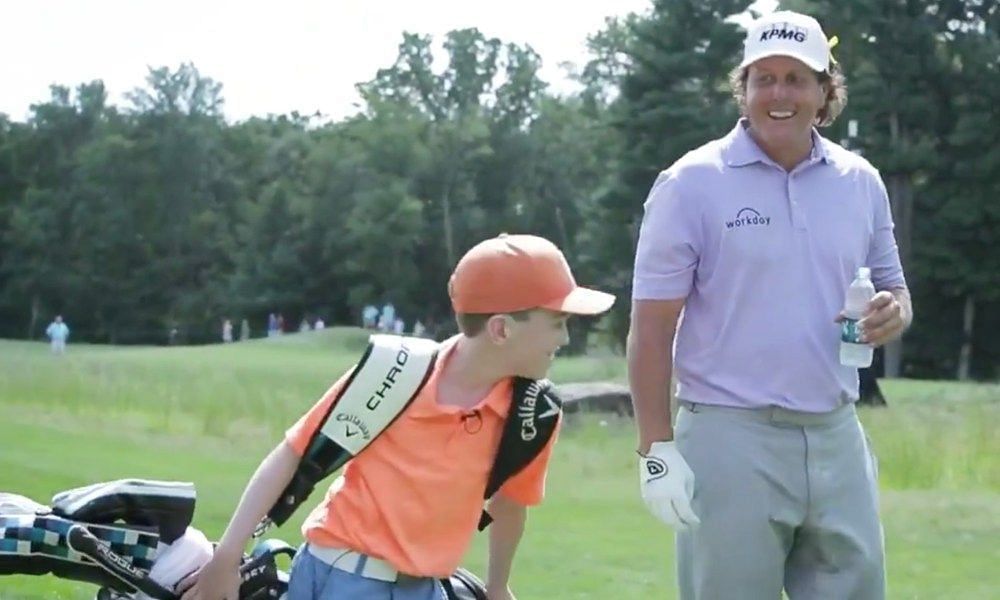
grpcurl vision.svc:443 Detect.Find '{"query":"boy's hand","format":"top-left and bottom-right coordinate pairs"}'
top-left (178, 549), bottom-right (242, 600)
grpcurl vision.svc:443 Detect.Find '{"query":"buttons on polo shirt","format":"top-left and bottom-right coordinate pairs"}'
top-left (786, 175), bottom-right (809, 230)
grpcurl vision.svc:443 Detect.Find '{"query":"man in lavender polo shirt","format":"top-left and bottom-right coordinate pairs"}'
top-left (627, 11), bottom-right (913, 600)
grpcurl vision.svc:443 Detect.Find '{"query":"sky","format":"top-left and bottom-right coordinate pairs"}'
top-left (1, 0), bottom-right (662, 123)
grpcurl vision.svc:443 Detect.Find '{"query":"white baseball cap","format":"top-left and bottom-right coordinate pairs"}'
top-left (740, 11), bottom-right (831, 73)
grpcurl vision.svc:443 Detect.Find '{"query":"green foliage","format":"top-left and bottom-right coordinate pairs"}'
top-left (0, 9), bottom-right (997, 376)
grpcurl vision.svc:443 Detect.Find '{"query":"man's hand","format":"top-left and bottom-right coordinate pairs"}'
top-left (860, 291), bottom-right (907, 346)
top-left (836, 290), bottom-right (909, 347)
top-left (639, 441), bottom-right (699, 530)
top-left (487, 584), bottom-right (517, 600)
top-left (178, 549), bottom-right (242, 600)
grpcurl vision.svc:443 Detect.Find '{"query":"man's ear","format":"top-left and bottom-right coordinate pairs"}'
top-left (485, 314), bottom-right (511, 344)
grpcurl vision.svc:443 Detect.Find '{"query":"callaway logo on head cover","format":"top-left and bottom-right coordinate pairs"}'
top-left (760, 22), bottom-right (807, 43)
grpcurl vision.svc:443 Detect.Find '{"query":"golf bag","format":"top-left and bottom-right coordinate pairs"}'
top-left (0, 479), bottom-right (292, 599)
top-left (1, 479), bottom-right (488, 599)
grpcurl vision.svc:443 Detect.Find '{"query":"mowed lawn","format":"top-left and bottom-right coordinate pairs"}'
top-left (1, 331), bottom-right (998, 599)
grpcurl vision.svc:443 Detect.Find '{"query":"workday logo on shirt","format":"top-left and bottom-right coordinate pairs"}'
top-left (726, 207), bottom-right (771, 230)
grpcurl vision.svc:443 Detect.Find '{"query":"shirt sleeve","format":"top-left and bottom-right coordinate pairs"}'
top-left (632, 169), bottom-right (702, 301)
top-left (284, 367), bottom-right (357, 457)
top-left (865, 171), bottom-right (907, 291)
top-left (496, 417), bottom-right (561, 507)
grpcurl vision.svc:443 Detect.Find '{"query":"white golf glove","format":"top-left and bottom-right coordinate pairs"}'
top-left (639, 441), bottom-right (700, 530)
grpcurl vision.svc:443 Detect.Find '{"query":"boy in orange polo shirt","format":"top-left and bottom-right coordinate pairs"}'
top-left (181, 234), bottom-right (615, 600)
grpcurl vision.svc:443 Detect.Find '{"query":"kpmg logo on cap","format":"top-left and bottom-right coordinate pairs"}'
top-left (726, 207), bottom-right (771, 230)
top-left (760, 22), bottom-right (807, 43)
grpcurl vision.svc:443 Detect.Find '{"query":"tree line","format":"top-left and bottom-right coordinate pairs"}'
top-left (0, 0), bottom-right (996, 379)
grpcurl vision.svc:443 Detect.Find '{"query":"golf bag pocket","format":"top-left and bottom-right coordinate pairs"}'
top-left (52, 479), bottom-right (196, 544)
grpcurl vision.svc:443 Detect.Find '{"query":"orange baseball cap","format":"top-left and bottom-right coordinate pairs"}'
top-left (449, 234), bottom-right (615, 315)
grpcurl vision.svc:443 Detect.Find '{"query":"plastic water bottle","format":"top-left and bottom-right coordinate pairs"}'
top-left (840, 267), bottom-right (876, 367)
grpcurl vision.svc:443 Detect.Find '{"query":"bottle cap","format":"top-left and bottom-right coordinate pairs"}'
top-left (857, 267), bottom-right (871, 279)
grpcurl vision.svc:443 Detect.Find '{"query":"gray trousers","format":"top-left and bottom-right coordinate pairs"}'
top-left (674, 401), bottom-right (884, 600)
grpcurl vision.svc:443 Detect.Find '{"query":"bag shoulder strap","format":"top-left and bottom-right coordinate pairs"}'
top-left (317, 334), bottom-right (439, 454)
top-left (477, 378), bottom-right (562, 530)
top-left (263, 335), bottom-right (439, 530)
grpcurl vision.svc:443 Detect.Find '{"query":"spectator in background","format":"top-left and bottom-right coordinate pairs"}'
top-left (276, 314), bottom-right (285, 336)
top-left (299, 318), bottom-right (311, 333)
top-left (267, 313), bottom-right (278, 338)
top-left (379, 302), bottom-right (396, 332)
top-left (314, 317), bottom-right (326, 331)
top-left (393, 317), bottom-right (405, 335)
top-left (45, 315), bottom-right (70, 354)
top-left (362, 304), bottom-right (379, 329)
top-left (222, 318), bottom-right (234, 343)
top-left (362, 305), bottom-right (378, 329)
top-left (240, 318), bottom-right (251, 341)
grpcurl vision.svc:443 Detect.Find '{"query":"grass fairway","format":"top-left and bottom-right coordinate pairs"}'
top-left (1, 331), bottom-right (998, 599)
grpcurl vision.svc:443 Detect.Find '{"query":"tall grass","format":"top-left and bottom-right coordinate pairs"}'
top-left (3, 334), bottom-right (995, 493)
top-left (863, 380), bottom-right (999, 491)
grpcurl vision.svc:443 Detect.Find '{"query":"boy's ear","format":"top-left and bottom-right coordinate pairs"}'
top-left (485, 314), bottom-right (511, 344)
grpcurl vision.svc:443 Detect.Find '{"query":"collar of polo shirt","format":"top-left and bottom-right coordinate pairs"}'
top-left (724, 119), bottom-right (834, 169)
